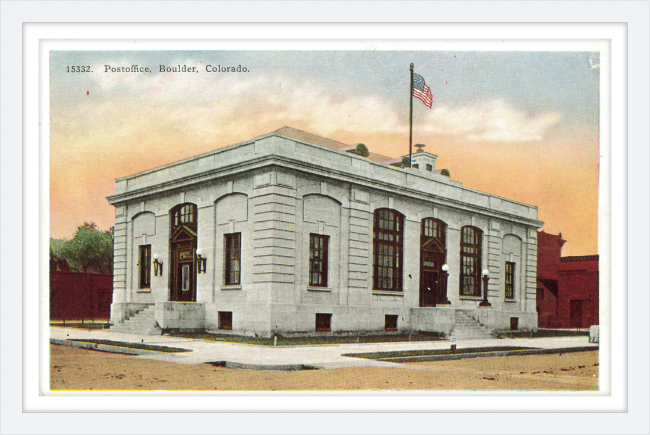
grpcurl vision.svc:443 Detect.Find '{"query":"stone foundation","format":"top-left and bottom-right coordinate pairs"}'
top-left (155, 302), bottom-right (206, 331)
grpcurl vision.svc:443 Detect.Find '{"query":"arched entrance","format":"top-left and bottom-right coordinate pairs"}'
top-left (420, 218), bottom-right (447, 307)
top-left (169, 203), bottom-right (197, 302)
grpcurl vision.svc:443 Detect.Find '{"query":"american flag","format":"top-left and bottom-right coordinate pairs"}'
top-left (412, 73), bottom-right (433, 108)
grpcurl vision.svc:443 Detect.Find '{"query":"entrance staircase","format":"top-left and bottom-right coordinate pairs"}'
top-left (110, 305), bottom-right (162, 335)
top-left (450, 310), bottom-right (494, 340)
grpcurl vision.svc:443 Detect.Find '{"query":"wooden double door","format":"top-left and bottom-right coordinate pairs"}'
top-left (420, 252), bottom-right (445, 307)
top-left (169, 227), bottom-right (197, 302)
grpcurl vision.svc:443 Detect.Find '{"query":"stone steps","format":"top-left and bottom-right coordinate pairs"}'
top-left (450, 310), bottom-right (494, 340)
top-left (110, 305), bottom-right (161, 335)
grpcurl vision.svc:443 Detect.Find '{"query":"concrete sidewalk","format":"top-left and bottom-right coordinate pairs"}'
top-left (50, 327), bottom-right (598, 370)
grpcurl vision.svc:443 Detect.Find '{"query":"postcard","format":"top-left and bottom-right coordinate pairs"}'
top-left (43, 39), bottom-right (609, 402)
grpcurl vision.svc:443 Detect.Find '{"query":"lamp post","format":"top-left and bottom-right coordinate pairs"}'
top-left (479, 269), bottom-right (491, 307)
top-left (439, 264), bottom-right (451, 305)
top-left (153, 254), bottom-right (163, 277)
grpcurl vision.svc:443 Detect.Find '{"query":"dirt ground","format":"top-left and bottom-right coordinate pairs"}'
top-left (50, 344), bottom-right (599, 391)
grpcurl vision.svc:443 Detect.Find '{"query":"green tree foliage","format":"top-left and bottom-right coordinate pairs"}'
top-left (401, 156), bottom-right (412, 168)
top-left (50, 222), bottom-right (113, 274)
top-left (354, 143), bottom-right (370, 158)
top-left (346, 143), bottom-right (370, 158)
top-left (440, 168), bottom-right (451, 177)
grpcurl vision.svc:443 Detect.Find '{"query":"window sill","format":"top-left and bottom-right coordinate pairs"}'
top-left (504, 298), bottom-right (518, 303)
top-left (372, 290), bottom-right (404, 297)
top-left (136, 288), bottom-right (151, 293)
top-left (308, 287), bottom-right (332, 292)
top-left (222, 285), bottom-right (242, 291)
top-left (458, 296), bottom-right (484, 301)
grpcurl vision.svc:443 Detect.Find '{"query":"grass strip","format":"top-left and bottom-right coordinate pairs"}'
top-left (69, 339), bottom-right (191, 353)
top-left (343, 346), bottom-right (538, 360)
top-left (499, 329), bottom-right (590, 339)
top-left (51, 322), bottom-right (112, 330)
top-left (171, 333), bottom-right (440, 346)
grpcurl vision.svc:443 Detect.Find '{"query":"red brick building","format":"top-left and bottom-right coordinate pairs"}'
top-left (50, 270), bottom-right (113, 321)
top-left (536, 231), bottom-right (599, 328)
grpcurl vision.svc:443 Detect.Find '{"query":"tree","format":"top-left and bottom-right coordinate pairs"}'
top-left (354, 143), bottom-right (370, 158)
top-left (401, 156), bottom-right (412, 168)
top-left (346, 143), bottom-right (370, 158)
top-left (50, 222), bottom-right (113, 274)
top-left (440, 169), bottom-right (451, 177)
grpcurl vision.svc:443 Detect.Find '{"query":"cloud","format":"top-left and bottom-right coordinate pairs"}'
top-left (71, 66), bottom-right (559, 146)
top-left (77, 68), bottom-right (407, 140)
top-left (424, 100), bottom-right (560, 142)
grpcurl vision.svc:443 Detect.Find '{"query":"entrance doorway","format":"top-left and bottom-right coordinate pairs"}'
top-left (420, 269), bottom-right (439, 307)
top-left (169, 203), bottom-right (197, 302)
top-left (420, 218), bottom-right (447, 308)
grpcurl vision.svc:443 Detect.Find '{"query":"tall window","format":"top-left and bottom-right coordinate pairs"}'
top-left (139, 245), bottom-right (151, 289)
top-left (309, 234), bottom-right (329, 287)
top-left (224, 233), bottom-right (241, 285)
top-left (373, 209), bottom-right (404, 291)
top-left (505, 262), bottom-right (515, 299)
top-left (460, 226), bottom-right (482, 296)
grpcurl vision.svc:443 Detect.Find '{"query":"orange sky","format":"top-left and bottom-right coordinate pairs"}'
top-left (50, 50), bottom-right (600, 256)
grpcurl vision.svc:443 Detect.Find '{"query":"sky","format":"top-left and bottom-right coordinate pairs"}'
top-left (50, 49), bottom-right (600, 256)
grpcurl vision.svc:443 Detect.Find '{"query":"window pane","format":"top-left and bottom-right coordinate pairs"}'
top-left (139, 245), bottom-right (151, 288)
top-left (505, 262), bottom-right (515, 299)
top-left (181, 264), bottom-right (190, 291)
top-left (460, 226), bottom-right (482, 296)
top-left (225, 233), bottom-right (241, 285)
top-left (309, 234), bottom-right (328, 287)
top-left (373, 209), bottom-right (403, 291)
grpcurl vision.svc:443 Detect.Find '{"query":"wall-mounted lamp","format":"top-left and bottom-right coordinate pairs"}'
top-left (153, 255), bottom-right (163, 277)
top-left (196, 248), bottom-right (207, 274)
top-left (479, 269), bottom-right (491, 307)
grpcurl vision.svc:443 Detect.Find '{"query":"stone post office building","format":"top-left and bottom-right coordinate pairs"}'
top-left (107, 127), bottom-right (543, 337)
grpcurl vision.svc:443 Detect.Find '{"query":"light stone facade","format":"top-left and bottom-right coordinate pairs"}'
top-left (107, 128), bottom-right (543, 337)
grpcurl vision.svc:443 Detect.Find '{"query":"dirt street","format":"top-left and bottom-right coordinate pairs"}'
top-left (50, 344), bottom-right (598, 391)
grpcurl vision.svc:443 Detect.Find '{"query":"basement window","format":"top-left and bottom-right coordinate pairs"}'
top-left (510, 317), bottom-right (519, 331)
top-left (385, 315), bottom-right (398, 331)
top-left (218, 311), bottom-right (233, 331)
top-left (315, 313), bottom-right (331, 332)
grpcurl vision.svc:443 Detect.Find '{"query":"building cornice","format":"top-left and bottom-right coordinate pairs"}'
top-left (107, 133), bottom-right (543, 228)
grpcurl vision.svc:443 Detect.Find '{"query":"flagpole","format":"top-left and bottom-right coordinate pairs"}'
top-left (409, 63), bottom-right (414, 169)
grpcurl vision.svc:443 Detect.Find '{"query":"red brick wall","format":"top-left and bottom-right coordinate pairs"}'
top-left (50, 271), bottom-right (113, 321)
top-left (536, 231), bottom-right (598, 329)
top-left (556, 256), bottom-right (599, 328)
top-left (536, 281), bottom-right (559, 328)
top-left (537, 231), bottom-right (565, 280)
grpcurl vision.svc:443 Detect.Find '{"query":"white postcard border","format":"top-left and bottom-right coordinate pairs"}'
top-left (0, 1), bottom-right (645, 434)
